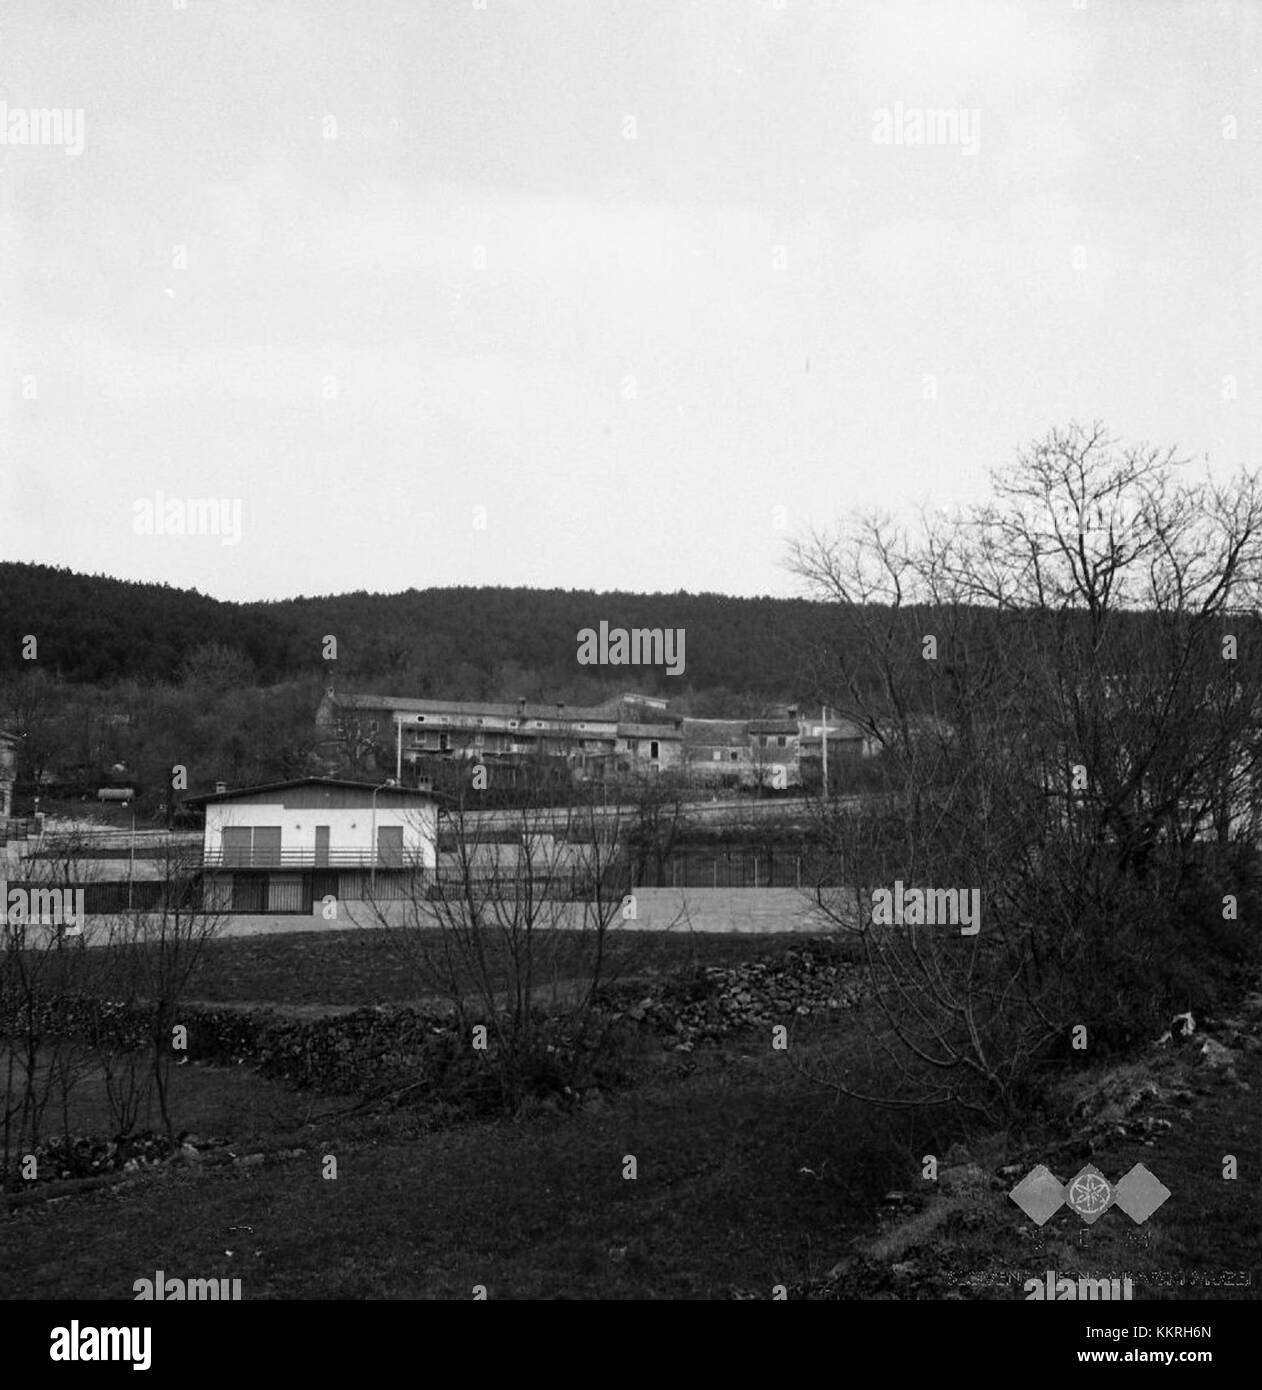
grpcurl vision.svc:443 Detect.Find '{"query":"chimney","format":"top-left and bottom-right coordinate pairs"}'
top-left (556, 702), bottom-right (565, 718)
top-left (214, 781), bottom-right (227, 795)
top-left (787, 705), bottom-right (798, 720)
top-left (517, 697), bottom-right (527, 716)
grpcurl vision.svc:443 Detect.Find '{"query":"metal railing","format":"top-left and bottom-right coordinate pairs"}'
top-left (200, 847), bottom-right (428, 869)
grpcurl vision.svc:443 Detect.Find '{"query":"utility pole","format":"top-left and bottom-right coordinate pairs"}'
top-left (370, 778), bottom-right (396, 894)
top-left (821, 706), bottom-right (828, 800)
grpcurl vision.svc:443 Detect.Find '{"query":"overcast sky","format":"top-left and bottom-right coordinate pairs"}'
top-left (1, 0), bottom-right (1257, 603)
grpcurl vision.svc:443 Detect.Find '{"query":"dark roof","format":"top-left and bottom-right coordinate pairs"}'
top-left (181, 776), bottom-right (441, 806)
top-left (337, 694), bottom-right (618, 723)
top-left (682, 719), bottom-right (750, 747)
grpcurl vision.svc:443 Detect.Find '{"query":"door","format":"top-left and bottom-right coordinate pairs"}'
top-left (267, 875), bottom-right (305, 913)
top-left (231, 875), bottom-right (266, 912)
top-left (377, 825), bottom-right (404, 867)
top-left (314, 825), bottom-right (330, 867)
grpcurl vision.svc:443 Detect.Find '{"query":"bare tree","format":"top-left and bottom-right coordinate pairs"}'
top-left (788, 423), bottom-right (1262, 1120)
top-left (623, 770), bottom-right (689, 886)
top-left (357, 767), bottom-right (637, 1110)
top-left (1, 830), bottom-right (101, 1186)
top-left (2, 830), bottom-right (222, 1189)
top-left (100, 842), bottom-right (223, 1140)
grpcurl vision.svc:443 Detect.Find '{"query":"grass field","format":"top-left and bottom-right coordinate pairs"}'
top-left (60, 924), bottom-right (858, 1008)
top-left (3, 928), bottom-right (1259, 1300)
top-left (1, 1000), bottom-right (944, 1299)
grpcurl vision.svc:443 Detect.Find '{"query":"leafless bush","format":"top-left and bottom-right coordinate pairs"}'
top-left (357, 772), bottom-right (674, 1108)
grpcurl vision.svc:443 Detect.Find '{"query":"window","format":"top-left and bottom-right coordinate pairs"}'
top-left (761, 735), bottom-right (769, 747)
top-left (778, 736), bottom-right (787, 747)
top-left (222, 825), bottom-right (282, 867)
top-left (650, 741), bottom-right (660, 758)
top-left (712, 750), bottom-right (721, 761)
top-left (417, 715), bottom-right (426, 723)
top-left (222, 826), bottom-right (252, 867)
top-left (535, 721), bottom-right (544, 729)
top-left (730, 751), bottom-right (739, 761)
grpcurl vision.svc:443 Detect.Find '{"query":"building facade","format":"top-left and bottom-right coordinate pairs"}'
top-left (184, 776), bottom-right (439, 912)
top-left (614, 722), bottom-right (684, 775)
top-left (0, 731), bottom-right (15, 821)
top-left (318, 689), bottom-right (888, 793)
top-left (317, 688), bottom-right (683, 785)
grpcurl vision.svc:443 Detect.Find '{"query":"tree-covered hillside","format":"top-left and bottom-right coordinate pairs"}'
top-left (0, 564), bottom-right (852, 704)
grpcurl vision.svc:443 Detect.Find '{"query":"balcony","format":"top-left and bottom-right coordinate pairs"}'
top-left (202, 847), bottom-right (428, 870)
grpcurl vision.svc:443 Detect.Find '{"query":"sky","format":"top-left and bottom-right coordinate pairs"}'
top-left (1, 0), bottom-right (1258, 603)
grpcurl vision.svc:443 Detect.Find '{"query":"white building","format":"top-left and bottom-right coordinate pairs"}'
top-left (0, 731), bottom-right (16, 821)
top-left (184, 777), bottom-right (439, 913)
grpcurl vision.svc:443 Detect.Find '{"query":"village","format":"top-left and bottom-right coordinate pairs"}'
top-left (1, 0), bottom-right (1257, 1348)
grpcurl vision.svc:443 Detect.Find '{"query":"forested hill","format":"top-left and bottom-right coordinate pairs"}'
top-left (0, 563), bottom-right (860, 705)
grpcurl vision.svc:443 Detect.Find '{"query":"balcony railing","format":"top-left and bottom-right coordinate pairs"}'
top-left (202, 848), bottom-right (428, 869)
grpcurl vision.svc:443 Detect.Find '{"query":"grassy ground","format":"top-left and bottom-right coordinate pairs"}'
top-left (5, 928), bottom-right (1258, 1300)
top-left (1, 1019), bottom-right (949, 1299)
top-left (62, 925), bottom-right (857, 1008)
top-left (2, 931), bottom-right (929, 1299)
top-left (0, 1047), bottom-right (332, 1151)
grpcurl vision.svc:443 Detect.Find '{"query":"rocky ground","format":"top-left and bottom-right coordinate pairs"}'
top-left (747, 988), bottom-right (1262, 1300)
top-left (597, 942), bottom-right (866, 1051)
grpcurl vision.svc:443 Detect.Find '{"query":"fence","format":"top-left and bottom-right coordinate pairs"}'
top-left (625, 850), bottom-right (804, 889)
top-left (2, 878), bottom-right (198, 916)
top-left (429, 850), bottom-right (835, 894)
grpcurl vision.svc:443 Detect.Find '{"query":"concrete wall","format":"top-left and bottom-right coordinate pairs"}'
top-left (10, 886), bottom-right (860, 944)
top-left (211, 887), bottom-right (854, 938)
